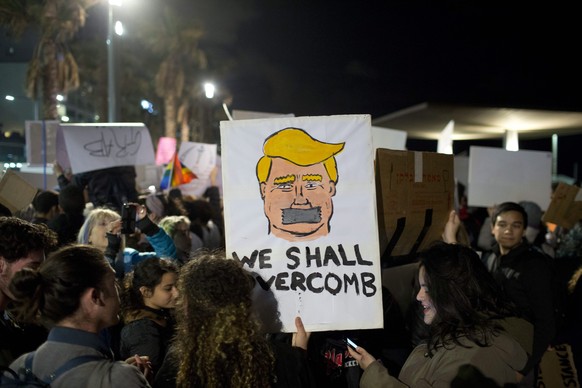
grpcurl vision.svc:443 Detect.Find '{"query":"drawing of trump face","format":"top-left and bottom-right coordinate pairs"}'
top-left (256, 128), bottom-right (345, 241)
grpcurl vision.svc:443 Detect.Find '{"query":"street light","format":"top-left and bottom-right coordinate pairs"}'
top-left (107, 0), bottom-right (123, 122)
top-left (204, 83), bottom-right (215, 99)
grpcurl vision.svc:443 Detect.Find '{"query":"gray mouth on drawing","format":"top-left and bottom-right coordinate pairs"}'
top-left (281, 207), bottom-right (321, 224)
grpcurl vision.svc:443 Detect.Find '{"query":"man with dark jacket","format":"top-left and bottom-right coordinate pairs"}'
top-left (0, 217), bottom-right (58, 367)
top-left (481, 202), bottom-right (556, 383)
top-left (55, 163), bottom-right (138, 213)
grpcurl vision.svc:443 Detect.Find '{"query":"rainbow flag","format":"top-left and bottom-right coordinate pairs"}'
top-left (159, 152), bottom-right (197, 190)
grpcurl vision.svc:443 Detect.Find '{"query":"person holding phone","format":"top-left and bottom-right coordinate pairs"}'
top-left (348, 242), bottom-right (528, 387)
top-left (77, 205), bottom-right (177, 278)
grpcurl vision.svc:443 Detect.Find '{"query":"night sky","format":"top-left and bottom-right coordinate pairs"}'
top-left (193, 1), bottom-right (581, 177)
top-left (196, 1), bottom-right (582, 117)
top-left (102, 1), bottom-right (582, 117)
top-left (97, 1), bottom-right (582, 177)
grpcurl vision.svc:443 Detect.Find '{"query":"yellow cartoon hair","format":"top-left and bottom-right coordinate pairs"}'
top-left (256, 127), bottom-right (345, 183)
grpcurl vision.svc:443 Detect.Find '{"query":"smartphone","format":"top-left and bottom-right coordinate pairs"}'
top-left (121, 203), bottom-right (137, 234)
top-left (345, 337), bottom-right (358, 350)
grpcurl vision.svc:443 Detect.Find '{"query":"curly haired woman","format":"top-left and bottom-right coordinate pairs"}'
top-left (153, 253), bottom-right (314, 388)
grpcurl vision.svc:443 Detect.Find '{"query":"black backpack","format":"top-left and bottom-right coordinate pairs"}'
top-left (0, 351), bottom-right (102, 387)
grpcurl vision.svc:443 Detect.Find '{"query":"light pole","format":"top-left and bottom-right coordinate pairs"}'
top-left (107, 0), bottom-right (122, 122)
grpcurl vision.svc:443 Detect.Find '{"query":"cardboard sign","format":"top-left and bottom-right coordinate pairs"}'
top-left (221, 114), bottom-right (383, 333)
top-left (536, 344), bottom-right (579, 387)
top-left (542, 182), bottom-right (582, 229)
top-left (376, 149), bottom-right (454, 258)
top-left (0, 170), bottom-right (38, 214)
top-left (58, 123), bottom-right (155, 174)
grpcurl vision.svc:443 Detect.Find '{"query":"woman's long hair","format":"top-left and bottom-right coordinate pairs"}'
top-left (9, 244), bottom-right (111, 327)
top-left (175, 254), bottom-right (274, 388)
top-left (420, 241), bottom-right (516, 354)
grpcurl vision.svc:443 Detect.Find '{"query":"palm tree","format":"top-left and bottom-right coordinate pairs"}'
top-left (135, 3), bottom-right (207, 140)
top-left (0, 0), bottom-right (98, 119)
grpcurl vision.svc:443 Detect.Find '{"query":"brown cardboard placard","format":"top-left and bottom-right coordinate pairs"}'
top-left (376, 149), bottom-right (454, 258)
top-left (0, 170), bottom-right (38, 214)
top-left (541, 182), bottom-right (582, 229)
top-left (536, 343), bottom-right (579, 387)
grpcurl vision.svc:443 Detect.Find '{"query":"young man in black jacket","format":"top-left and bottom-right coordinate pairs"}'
top-left (481, 202), bottom-right (556, 384)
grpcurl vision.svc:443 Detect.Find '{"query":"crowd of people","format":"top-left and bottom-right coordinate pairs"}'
top-left (0, 165), bottom-right (581, 387)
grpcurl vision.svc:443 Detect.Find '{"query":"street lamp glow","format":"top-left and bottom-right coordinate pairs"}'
top-left (5, 95), bottom-right (15, 101)
top-left (56, 94), bottom-right (64, 101)
top-left (204, 83), bottom-right (215, 99)
top-left (114, 21), bottom-right (124, 36)
top-left (109, 0), bottom-right (122, 5)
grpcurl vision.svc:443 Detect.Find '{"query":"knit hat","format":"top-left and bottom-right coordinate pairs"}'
top-left (146, 194), bottom-right (165, 218)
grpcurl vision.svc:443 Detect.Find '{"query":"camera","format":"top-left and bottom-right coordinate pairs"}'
top-left (121, 203), bottom-right (137, 234)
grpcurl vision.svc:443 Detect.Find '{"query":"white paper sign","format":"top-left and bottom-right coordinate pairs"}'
top-left (371, 126), bottom-right (407, 151)
top-left (58, 123), bottom-right (155, 174)
top-left (25, 120), bottom-right (60, 165)
top-left (468, 146), bottom-right (552, 209)
top-left (220, 114), bottom-right (383, 333)
top-left (176, 142), bottom-right (218, 197)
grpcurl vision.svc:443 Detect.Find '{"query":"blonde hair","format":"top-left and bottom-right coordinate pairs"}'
top-left (256, 127), bottom-right (345, 183)
top-left (77, 207), bottom-right (121, 244)
top-left (158, 215), bottom-right (191, 239)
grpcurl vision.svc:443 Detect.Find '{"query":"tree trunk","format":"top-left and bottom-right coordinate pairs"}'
top-left (164, 94), bottom-right (177, 138)
top-left (42, 39), bottom-right (59, 120)
top-left (180, 120), bottom-right (190, 143)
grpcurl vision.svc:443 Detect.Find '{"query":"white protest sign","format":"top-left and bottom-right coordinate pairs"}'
top-left (58, 123), bottom-right (155, 174)
top-left (220, 114), bottom-right (383, 333)
top-left (371, 126), bottom-right (407, 151)
top-left (468, 146), bottom-right (552, 209)
top-left (25, 120), bottom-right (60, 165)
top-left (175, 142), bottom-right (218, 197)
top-left (232, 109), bottom-right (295, 120)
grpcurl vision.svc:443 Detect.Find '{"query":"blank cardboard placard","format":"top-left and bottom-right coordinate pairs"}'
top-left (468, 146), bottom-right (552, 210)
top-left (371, 126), bottom-right (407, 151)
top-left (542, 182), bottom-right (582, 229)
top-left (0, 170), bottom-right (38, 214)
top-left (25, 120), bottom-right (60, 165)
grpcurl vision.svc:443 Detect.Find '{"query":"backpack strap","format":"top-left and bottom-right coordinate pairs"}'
top-left (20, 352), bottom-right (103, 386)
top-left (42, 355), bottom-right (104, 384)
top-left (21, 351), bottom-right (48, 386)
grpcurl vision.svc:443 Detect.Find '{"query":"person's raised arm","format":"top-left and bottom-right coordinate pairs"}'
top-left (442, 209), bottom-right (461, 244)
